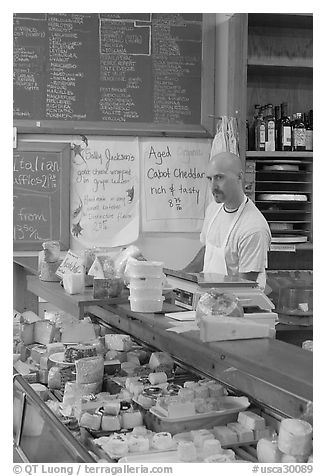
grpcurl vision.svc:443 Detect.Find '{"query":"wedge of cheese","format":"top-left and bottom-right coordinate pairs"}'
top-left (199, 316), bottom-right (270, 342)
top-left (60, 320), bottom-right (96, 344)
top-left (34, 320), bottom-right (56, 345)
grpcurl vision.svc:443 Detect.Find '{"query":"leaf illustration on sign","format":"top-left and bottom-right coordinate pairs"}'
top-left (71, 221), bottom-right (83, 237)
top-left (71, 143), bottom-right (87, 167)
top-left (72, 195), bottom-right (83, 219)
top-left (126, 186), bottom-right (134, 203)
top-left (80, 134), bottom-right (89, 147)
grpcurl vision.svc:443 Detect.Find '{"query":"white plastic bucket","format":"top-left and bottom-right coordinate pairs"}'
top-left (129, 297), bottom-right (165, 313)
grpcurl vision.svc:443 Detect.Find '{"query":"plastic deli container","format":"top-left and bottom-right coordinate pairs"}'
top-left (126, 259), bottom-right (164, 278)
top-left (129, 277), bottom-right (165, 289)
top-left (129, 297), bottom-right (165, 313)
top-left (129, 287), bottom-right (163, 300)
top-left (143, 397), bottom-right (250, 435)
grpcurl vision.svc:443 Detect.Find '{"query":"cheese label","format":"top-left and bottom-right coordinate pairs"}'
top-left (56, 249), bottom-right (84, 278)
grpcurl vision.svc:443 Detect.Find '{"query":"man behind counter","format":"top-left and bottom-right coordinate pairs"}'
top-left (183, 152), bottom-right (271, 290)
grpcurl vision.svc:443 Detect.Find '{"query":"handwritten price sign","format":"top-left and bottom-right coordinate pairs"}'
top-left (141, 138), bottom-right (211, 232)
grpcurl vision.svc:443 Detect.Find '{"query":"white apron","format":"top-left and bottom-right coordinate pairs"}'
top-left (203, 198), bottom-right (266, 289)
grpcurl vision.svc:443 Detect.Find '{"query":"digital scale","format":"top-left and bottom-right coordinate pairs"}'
top-left (164, 269), bottom-right (278, 327)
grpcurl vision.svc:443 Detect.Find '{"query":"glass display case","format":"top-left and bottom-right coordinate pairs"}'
top-left (13, 371), bottom-right (96, 463)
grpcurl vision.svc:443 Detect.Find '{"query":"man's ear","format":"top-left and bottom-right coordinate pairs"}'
top-left (239, 170), bottom-right (244, 181)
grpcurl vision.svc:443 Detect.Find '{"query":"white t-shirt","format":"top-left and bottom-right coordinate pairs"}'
top-left (200, 198), bottom-right (271, 282)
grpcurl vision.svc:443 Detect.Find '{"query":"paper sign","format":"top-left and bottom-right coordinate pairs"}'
top-left (56, 250), bottom-right (84, 279)
top-left (140, 138), bottom-right (211, 232)
top-left (70, 136), bottom-right (139, 247)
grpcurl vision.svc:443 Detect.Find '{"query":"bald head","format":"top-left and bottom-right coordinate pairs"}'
top-left (206, 152), bottom-right (245, 206)
top-left (208, 152), bottom-right (243, 176)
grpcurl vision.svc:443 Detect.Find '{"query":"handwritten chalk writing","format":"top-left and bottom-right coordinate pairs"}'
top-left (17, 208), bottom-right (47, 222)
top-left (13, 155), bottom-right (60, 173)
top-left (14, 224), bottom-right (45, 241)
top-left (13, 173), bottom-right (57, 189)
top-left (148, 145), bottom-right (172, 166)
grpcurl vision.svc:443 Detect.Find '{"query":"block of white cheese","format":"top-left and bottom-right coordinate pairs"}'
top-left (63, 272), bottom-right (85, 294)
top-left (149, 351), bottom-right (174, 370)
top-left (22, 311), bottom-right (41, 324)
top-left (278, 419), bottom-right (313, 456)
top-left (101, 415), bottom-right (121, 432)
top-left (199, 316), bottom-right (270, 342)
top-left (212, 426), bottom-right (238, 445)
top-left (121, 411), bottom-right (143, 429)
top-left (227, 422), bottom-right (254, 442)
top-left (158, 399), bottom-right (196, 418)
top-left (34, 320), bottom-right (56, 345)
top-left (79, 412), bottom-right (102, 430)
top-left (75, 356), bottom-right (104, 384)
top-left (237, 410), bottom-right (266, 430)
top-left (257, 438), bottom-right (282, 463)
top-left (30, 345), bottom-right (47, 364)
top-left (281, 453), bottom-right (309, 463)
top-left (30, 383), bottom-right (49, 400)
top-left (104, 334), bottom-right (133, 351)
top-left (48, 366), bottom-right (62, 389)
top-left (20, 322), bottom-right (36, 345)
top-left (148, 372), bottom-right (167, 385)
top-left (60, 320), bottom-right (96, 344)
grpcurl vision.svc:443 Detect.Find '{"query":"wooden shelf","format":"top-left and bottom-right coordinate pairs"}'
top-left (248, 57), bottom-right (312, 70)
top-left (248, 13), bottom-right (313, 29)
top-left (246, 151), bottom-right (313, 158)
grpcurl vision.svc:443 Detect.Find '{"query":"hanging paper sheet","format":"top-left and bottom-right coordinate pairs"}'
top-left (140, 138), bottom-right (211, 232)
top-left (70, 136), bottom-right (139, 247)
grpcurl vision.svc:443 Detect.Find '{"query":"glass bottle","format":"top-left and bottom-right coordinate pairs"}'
top-left (274, 105), bottom-right (281, 151)
top-left (264, 104), bottom-right (275, 151)
top-left (305, 110), bottom-right (313, 151)
top-left (292, 112), bottom-right (306, 151)
top-left (278, 102), bottom-right (292, 151)
top-left (250, 104), bottom-right (261, 150)
top-left (254, 110), bottom-right (266, 151)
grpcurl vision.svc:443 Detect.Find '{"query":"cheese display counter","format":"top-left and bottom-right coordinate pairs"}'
top-left (13, 259), bottom-right (313, 463)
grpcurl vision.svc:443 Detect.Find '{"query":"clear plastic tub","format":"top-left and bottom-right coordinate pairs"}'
top-left (129, 297), bottom-right (165, 313)
top-left (129, 287), bottom-right (163, 300)
top-left (129, 277), bottom-right (165, 289)
top-left (126, 259), bottom-right (164, 278)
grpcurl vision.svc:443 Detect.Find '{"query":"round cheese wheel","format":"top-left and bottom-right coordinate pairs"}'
top-left (278, 419), bottom-right (313, 456)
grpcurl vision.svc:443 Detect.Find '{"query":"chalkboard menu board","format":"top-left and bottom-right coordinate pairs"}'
top-left (13, 13), bottom-right (215, 137)
top-left (13, 142), bottom-right (70, 251)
